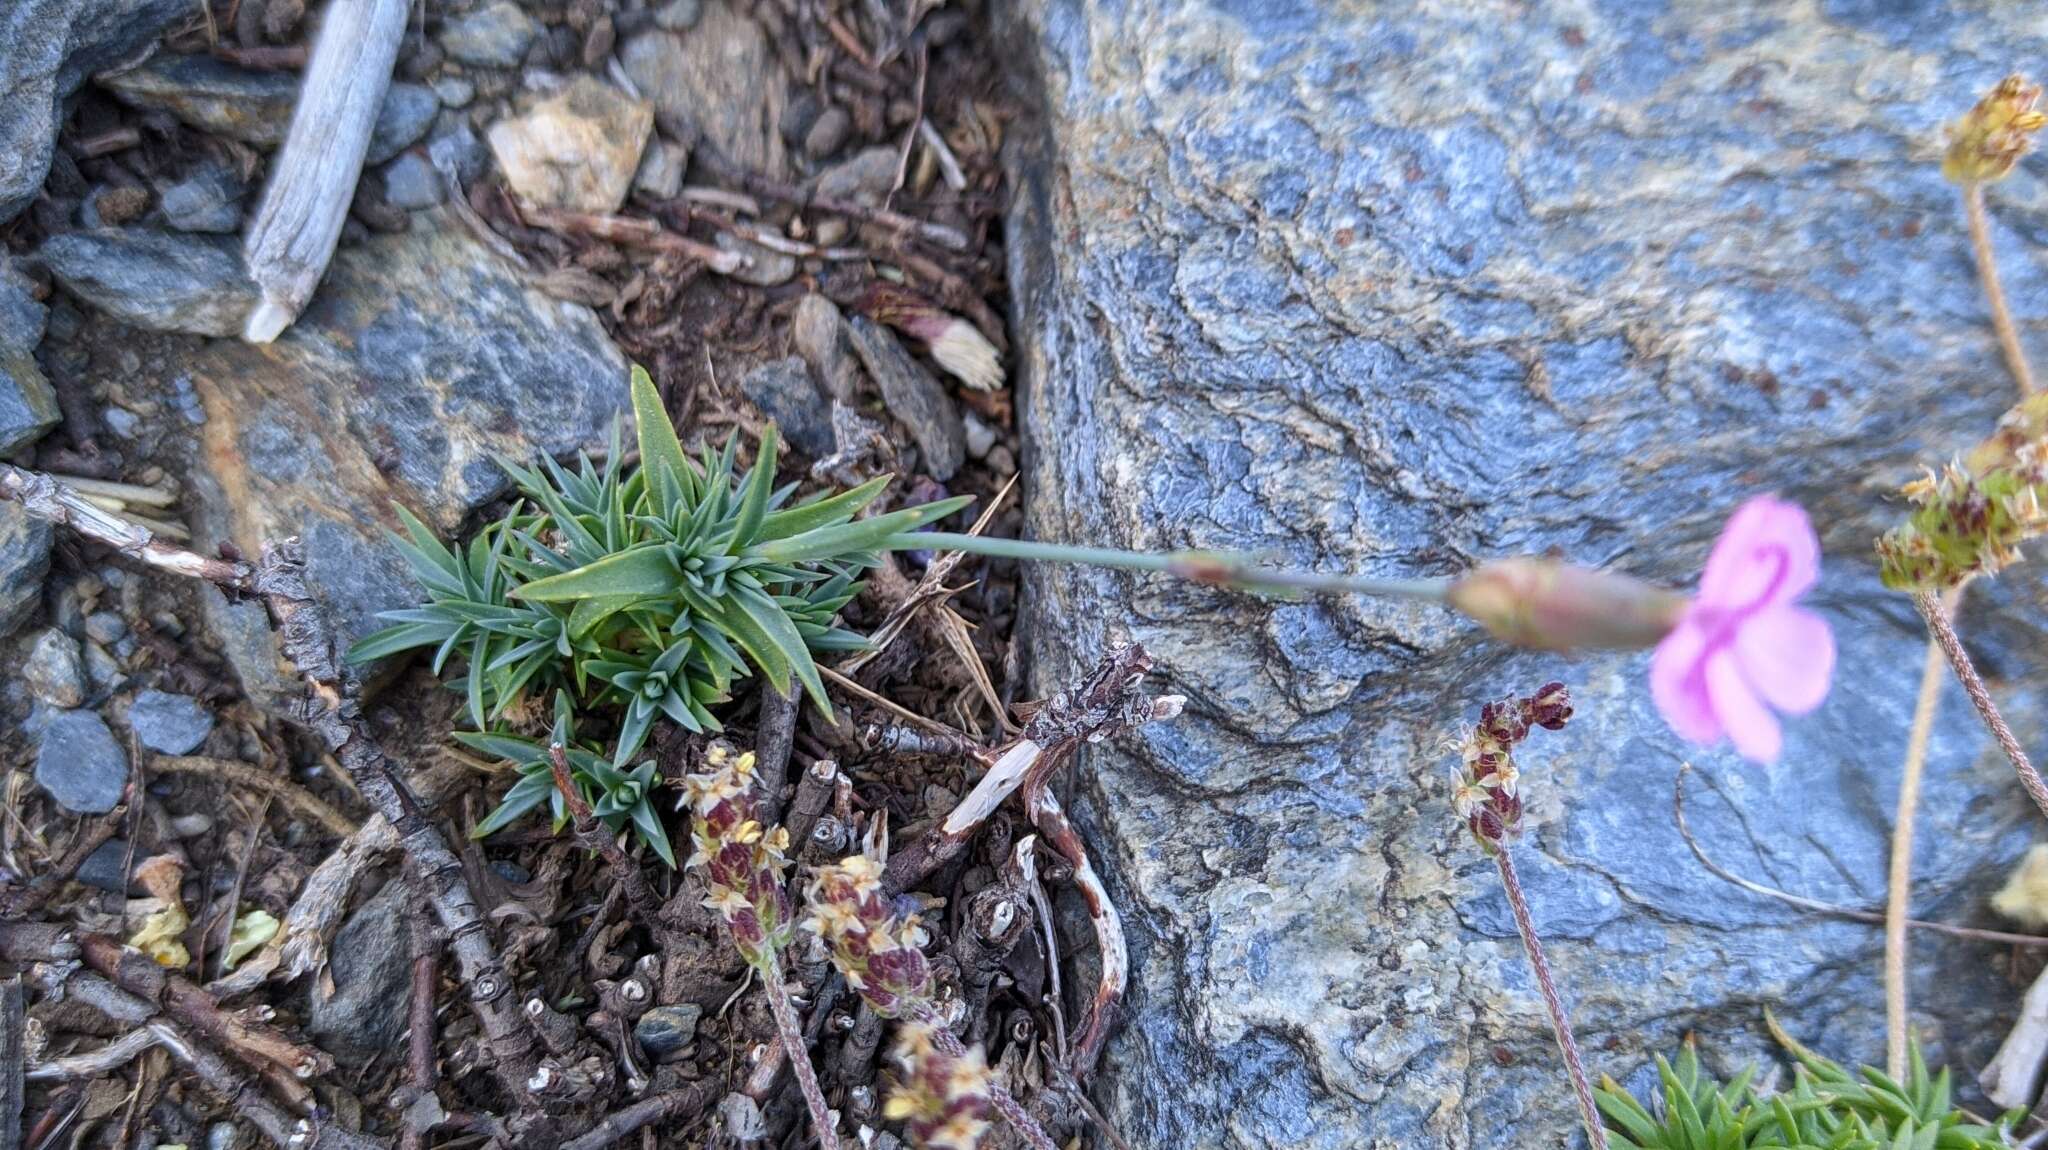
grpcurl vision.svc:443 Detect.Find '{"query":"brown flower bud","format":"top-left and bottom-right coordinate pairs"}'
top-left (1446, 557), bottom-right (1686, 651)
top-left (1944, 74), bottom-right (2048, 185)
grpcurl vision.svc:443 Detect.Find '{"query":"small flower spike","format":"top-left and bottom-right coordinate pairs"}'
top-left (802, 856), bottom-right (935, 1017)
top-left (1457, 682), bottom-right (1573, 853)
top-left (883, 1022), bottom-right (995, 1150)
top-left (1944, 74), bottom-right (2048, 185)
top-left (682, 743), bottom-right (794, 967)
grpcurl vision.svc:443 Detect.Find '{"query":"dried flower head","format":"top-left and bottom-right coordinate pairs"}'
top-left (1455, 683), bottom-right (1572, 852)
top-left (862, 283), bottom-right (1006, 392)
top-left (883, 1022), bottom-right (994, 1150)
top-left (1944, 74), bottom-right (2048, 184)
top-left (682, 743), bottom-right (794, 967)
top-left (1879, 393), bottom-right (2048, 592)
top-left (1445, 557), bottom-right (1687, 651)
top-left (802, 855), bottom-right (933, 1017)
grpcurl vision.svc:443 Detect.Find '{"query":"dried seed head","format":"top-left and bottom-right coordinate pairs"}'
top-left (883, 1022), bottom-right (994, 1150)
top-left (860, 283), bottom-right (1005, 392)
top-left (1446, 557), bottom-right (1686, 651)
top-left (683, 743), bottom-right (794, 968)
top-left (1455, 683), bottom-right (1573, 852)
top-left (1944, 74), bottom-right (2048, 184)
top-left (802, 856), bottom-right (933, 1018)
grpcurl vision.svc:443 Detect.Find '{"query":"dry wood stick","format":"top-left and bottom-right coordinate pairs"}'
top-left (152, 754), bottom-right (357, 837)
top-left (1024, 787), bottom-right (1124, 1078)
top-left (242, 0), bottom-right (410, 342)
top-left (558, 1083), bottom-right (720, 1150)
top-left (78, 934), bottom-right (332, 1082)
top-left (547, 744), bottom-right (663, 933)
top-left (149, 1022), bottom-right (386, 1150)
top-left (0, 465), bottom-right (251, 588)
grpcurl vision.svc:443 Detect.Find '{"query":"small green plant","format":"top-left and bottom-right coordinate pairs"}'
top-left (1595, 1028), bottom-right (2018, 1149)
top-left (350, 366), bottom-right (968, 847)
top-left (457, 689), bottom-right (674, 866)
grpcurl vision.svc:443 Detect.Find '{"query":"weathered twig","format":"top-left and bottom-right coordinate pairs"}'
top-left (1915, 589), bottom-right (2048, 821)
top-left (760, 973), bottom-right (839, 1150)
top-left (241, 0), bottom-right (410, 341)
top-left (753, 688), bottom-right (799, 826)
top-left (400, 878), bottom-right (441, 1150)
top-left (1024, 788), bottom-right (1124, 1078)
top-left (1495, 848), bottom-right (1606, 1150)
top-left (2, 976), bottom-right (20, 1150)
top-left (882, 643), bottom-right (1182, 894)
top-left (515, 203), bottom-right (744, 273)
top-left (78, 934), bottom-right (332, 1082)
top-left (149, 1022), bottom-right (386, 1150)
top-left (152, 755), bottom-right (357, 837)
top-left (955, 835), bottom-right (1037, 1033)
top-left (25, 1029), bottom-right (163, 1082)
top-left (557, 1084), bottom-right (719, 1150)
top-left (0, 807), bottom-right (124, 919)
top-left (1985, 965), bottom-right (2048, 1109)
top-left (784, 759), bottom-right (838, 852)
top-left (684, 154), bottom-right (971, 252)
top-left (0, 465), bottom-right (252, 588)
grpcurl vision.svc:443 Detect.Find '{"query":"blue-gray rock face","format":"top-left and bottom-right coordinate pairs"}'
top-left (35, 709), bottom-right (128, 814)
top-left (0, 255), bottom-right (58, 454)
top-left (0, 0), bottom-right (190, 223)
top-left (125, 689), bottom-right (214, 755)
top-left (999, 4), bottom-right (2048, 1147)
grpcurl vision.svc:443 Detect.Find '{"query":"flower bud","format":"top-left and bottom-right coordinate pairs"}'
top-left (1446, 558), bottom-right (1686, 651)
top-left (1944, 74), bottom-right (2048, 185)
top-left (861, 283), bottom-right (1005, 392)
top-left (1880, 392), bottom-right (2048, 591)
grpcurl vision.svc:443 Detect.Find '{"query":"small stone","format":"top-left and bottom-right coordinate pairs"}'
top-left (431, 76), bottom-right (475, 108)
top-left (37, 230), bottom-right (256, 337)
top-left (102, 406), bottom-right (139, 438)
top-left (847, 316), bottom-right (964, 480)
top-left (24, 628), bottom-right (86, 708)
top-left (441, 1), bottom-right (538, 67)
top-left (34, 709), bottom-right (129, 814)
top-left (126, 689), bottom-right (214, 755)
top-left (0, 503), bottom-right (52, 638)
top-left (633, 1004), bottom-right (702, 1060)
top-left (802, 105), bottom-right (850, 160)
top-left (963, 411), bottom-right (997, 459)
top-left (792, 293), bottom-right (859, 401)
top-left (632, 137), bottom-right (686, 199)
top-left (381, 153), bottom-right (444, 210)
top-left (82, 640), bottom-right (126, 696)
top-left (99, 54), bottom-right (298, 147)
top-left (813, 145), bottom-right (898, 205)
top-left (84, 611), bottom-right (126, 644)
top-left (487, 75), bottom-right (652, 213)
top-left (712, 231), bottom-right (795, 287)
top-left (367, 83), bottom-right (441, 166)
top-left (652, 0), bottom-right (701, 31)
top-left (76, 838), bottom-right (134, 893)
top-left (618, 8), bottom-right (789, 177)
top-left (157, 162), bottom-right (245, 233)
top-left (739, 357), bottom-right (832, 457)
top-left (308, 880), bottom-right (413, 1065)
top-left (427, 120), bottom-right (490, 185)
top-left (90, 184), bottom-right (151, 226)
top-left (0, 257), bottom-right (58, 454)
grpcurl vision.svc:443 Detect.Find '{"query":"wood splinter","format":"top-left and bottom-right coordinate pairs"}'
top-left (241, 0), bottom-right (409, 343)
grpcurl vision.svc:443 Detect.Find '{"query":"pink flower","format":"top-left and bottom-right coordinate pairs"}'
top-left (1650, 496), bottom-right (1836, 764)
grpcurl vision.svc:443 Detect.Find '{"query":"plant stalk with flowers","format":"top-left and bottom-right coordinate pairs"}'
top-left (803, 855), bottom-right (1057, 1150)
top-left (1452, 682), bottom-right (1605, 1150)
top-left (681, 744), bottom-right (839, 1150)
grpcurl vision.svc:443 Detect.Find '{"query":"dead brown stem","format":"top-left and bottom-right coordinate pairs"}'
top-left (515, 203), bottom-right (743, 273)
top-left (400, 878), bottom-right (440, 1150)
top-left (0, 465), bottom-right (253, 589)
top-left (1026, 787), bottom-right (1124, 1079)
top-left (1915, 589), bottom-right (2048, 821)
top-left (547, 745), bottom-right (664, 933)
top-left (557, 1084), bottom-right (720, 1150)
top-left (760, 968), bottom-right (841, 1150)
top-left (151, 754), bottom-right (357, 837)
top-left (1964, 183), bottom-right (2037, 394)
top-left (78, 934), bottom-right (332, 1083)
top-left (1494, 848), bottom-right (1607, 1150)
top-left (148, 1021), bottom-right (386, 1150)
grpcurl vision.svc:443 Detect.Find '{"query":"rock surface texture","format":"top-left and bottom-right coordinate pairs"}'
top-left (999, 4), bottom-right (2048, 1147)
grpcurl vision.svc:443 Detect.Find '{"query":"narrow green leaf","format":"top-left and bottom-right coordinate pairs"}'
top-left (631, 364), bottom-right (695, 509)
top-left (746, 495), bottom-right (973, 563)
top-left (471, 771), bottom-right (555, 839)
top-left (517, 545), bottom-right (681, 602)
top-left (753, 475), bottom-right (891, 541)
top-left (728, 424), bottom-right (778, 549)
top-left (631, 800), bottom-right (676, 868)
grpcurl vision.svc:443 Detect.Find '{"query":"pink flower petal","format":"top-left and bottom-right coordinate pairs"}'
top-left (1697, 496), bottom-right (1820, 612)
top-left (1733, 604), bottom-right (1835, 716)
top-left (1705, 648), bottom-right (1782, 764)
top-left (1651, 620), bottom-right (1722, 745)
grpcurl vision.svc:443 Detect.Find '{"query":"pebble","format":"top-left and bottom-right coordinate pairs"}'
top-left (24, 628), bottom-right (86, 708)
top-left (427, 121), bottom-right (491, 185)
top-left (102, 407), bottom-right (140, 438)
top-left (431, 76), bottom-right (476, 108)
top-left (83, 641), bottom-right (127, 696)
top-left (963, 411), bottom-right (998, 459)
top-left (35, 710), bottom-right (130, 814)
top-left (803, 106), bottom-right (851, 160)
top-left (99, 54), bottom-right (297, 146)
top-left (0, 503), bottom-right (52, 639)
top-left (813, 145), bottom-right (899, 205)
top-left (157, 162), bottom-right (245, 233)
top-left (652, 0), bottom-right (701, 31)
top-left (381, 153), bottom-right (445, 210)
top-left (847, 316), bottom-right (965, 480)
top-left (633, 1004), bottom-right (703, 1061)
top-left (792, 294), bottom-right (859, 401)
top-left (308, 881), bottom-right (413, 1065)
top-left (77, 839), bottom-right (134, 893)
top-left (367, 83), bottom-right (441, 166)
top-left (84, 611), bottom-right (127, 644)
top-left (441, 2), bottom-right (539, 68)
top-left (37, 230), bottom-right (257, 339)
top-left (127, 689), bottom-right (215, 755)
top-left (738, 357), bottom-right (833, 457)
top-left (712, 231), bottom-right (796, 288)
top-left (486, 75), bottom-right (651, 213)
top-left (632, 137), bottom-right (686, 200)
top-left (88, 184), bottom-right (151, 227)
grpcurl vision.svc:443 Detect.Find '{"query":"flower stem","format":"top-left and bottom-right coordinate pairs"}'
top-left (1964, 182), bottom-right (2037, 395)
top-left (895, 531), bottom-right (1451, 602)
top-left (760, 968), bottom-right (840, 1150)
top-left (910, 1006), bottom-right (1058, 1150)
top-left (1884, 621), bottom-right (1948, 1081)
top-left (1494, 847), bottom-right (1607, 1150)
top-left (1915, 589), bottom-right (2048, 821)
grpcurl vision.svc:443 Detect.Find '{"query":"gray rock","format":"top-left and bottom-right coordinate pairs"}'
top-left (846, 316), bottom-right (962, 481)
top-left (308, 879), bottom-right (412, 1065)
top-left (99, 54), bottom-right (298, 147)
top-left (738, 357), bottom-right (831, 457)
top-left (0, 0), bottom-right (190, 222)
top-left (791, 294), bottom-right (858, 403)
top-left (440, 2), bottom-right (537, 68)
top-left (24, 628), bottom-right (85, 708)
top-left (35, 709), bottom-right (128, 813)
top-left (381, 153), bottom-right (444, 210)
top-left (367, 83), bottom-right (441, 166)
top-left (632, 137), bottom-right (686, 200)
top-left (999, 3), bottom-right (2048, 1146)
top-left (802, 105), bottom-right (850, 161)
top-left (83, 611), bottom-right (126, 645)
top-left (0, 502), bottom-right (52, 637)
top-left (177, 212), bottom-right (628, 707)
top-left (430, 76), bottom-right (475, 108)
top-left (633, 1004), bottom-right (701, 1060)
top-left (157, 162), bottom-right (245, 234)
top-left (76, 838), bottom-right (133, 893)
top-left (812, 146), bottom-right (896, 206)
top-left (38, 230), bottom-right (256, 337)
top-left (0, 256), bottom-right (58, 454)
top-left (651, 0), bottom-right (701, 32)
top-left (81, 639), bottom-right (125, 696)
top-left (101, 406), bottom-right (139, 438)
top-left (618, 3), bottom-right (788, 177)
top-left (427, 121), bottom-right (490, 186)
top-left (126, 689), bottom-right (213, 755)
top-left (711, 231), bottom-right (795, 288)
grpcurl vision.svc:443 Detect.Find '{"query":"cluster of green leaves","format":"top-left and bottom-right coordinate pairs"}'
top-left (1596, 1031), bottom-right (2018, 1150)
top-left (460, 690), bottom-right (675, 866)
top-left (350, 366), bottom-right (969, 856)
